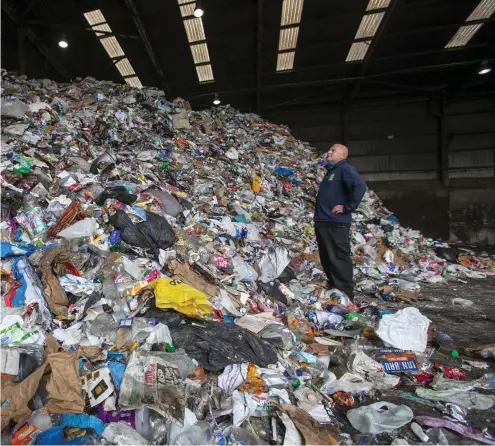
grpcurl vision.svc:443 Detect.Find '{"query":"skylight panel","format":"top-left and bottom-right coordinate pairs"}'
top-left (196, 64), bottom-right (214, 82)
top-left (346, 41), bottom-right (371, 61)
top-left (276, 0), bottom-right (304, 72)
top-left (125, 77), bottom-right (143, 88)
top-left (115, 58), bottom-right (136, 77)
top-left (445, 0), bottom-right (495, 48)
top-left (366, 0), bottom-right (391, 10)
top-left (345, 0), bottom-right (391, 62)
top-left (177, 1), bottom-right (215, 82)
top-left (276, 51), bottom-right (295, 71)
top-left (190, 43), bottom-right (210, 64)
top-left (354, 13), bottom-right (385, 39)
top-left (279, 26), bottom-right (299, 51)
top-left (281, 0), bottom-right (304, 26)
top-left (180, 2), bottom-right (196, 17)
top-left (183, 17), bottom-right (206, 42)
top-left (84, 9), bottom-right (142, 88)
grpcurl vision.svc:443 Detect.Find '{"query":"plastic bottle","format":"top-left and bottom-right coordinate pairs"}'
top-left (173, 422), bottom-right (214, 445)
top-left (435, 332), bottom-right (459, 357)
top-left (22, 193), bottom-right (48, 237)
top-left (410, 422), bottom-right (429, 442)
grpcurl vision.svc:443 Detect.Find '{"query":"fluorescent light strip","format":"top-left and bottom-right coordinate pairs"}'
top-left (345, 0), bottom-right (390, 62)
top-left (276, 0), bottom-right (304, 72)
top-left (177, 1), bottom-right (214, 82)
top-left (83, 9), bottom-right (142, 88)
top-left (444, 0), bottom-right (495, 48)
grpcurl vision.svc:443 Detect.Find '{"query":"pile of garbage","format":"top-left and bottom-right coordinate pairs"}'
top-left (1, 70), bottom-right (494, 445)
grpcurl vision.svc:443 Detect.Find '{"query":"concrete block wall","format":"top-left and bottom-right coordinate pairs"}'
top-left (267, 95), bottom-right (495, 244)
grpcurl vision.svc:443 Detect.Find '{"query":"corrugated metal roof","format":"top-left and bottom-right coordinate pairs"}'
top-left (346, 41), bottom-right (371, 61)
top-left (115, 58), bottom-right (136, 77)
top-left (276, 51), bottom-right (295, 71)
top-left (445, 24), bottom-right (482, 47)
top-left (281, 0), bottom-right (304, 26)
top-left (183, 18), bottom-right (206, 43)
top-left (467, 0), bottom-right (495, 20)
top-left (190, 43), bottom-right (210, 64)
top-left (196, 64), bottom-right (214, 82)
top-left (355, 12), bottom-right (385, 38)
top-left (366, 0), bottom-right (391, 11)
top-left (279, 26), bottom-right (299, 50)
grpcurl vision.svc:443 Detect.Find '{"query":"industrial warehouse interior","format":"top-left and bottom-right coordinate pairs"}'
top-left (1, 0), bottom-right (495, 445)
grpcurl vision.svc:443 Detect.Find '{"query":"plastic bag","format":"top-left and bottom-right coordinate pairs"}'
top-left (150, 278), bottom-right (212, 318)
top-left (346, 402), bottom-right (413, 434)
top-left (376, 307), bottom-right (430, 352)
top-left (258, 246), bottom-right (291, 283)
top-left (109, 210), bottom-right (175, 258)
top-left (57, 218), bottom-right (98, 239)
top-left (160, 313), bottom-right (278, 371)
top-left (142, 189), bottom-right (183, 217)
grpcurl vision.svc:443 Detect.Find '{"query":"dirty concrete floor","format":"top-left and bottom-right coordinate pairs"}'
top-left (348, 267), bottom-right (495, 444)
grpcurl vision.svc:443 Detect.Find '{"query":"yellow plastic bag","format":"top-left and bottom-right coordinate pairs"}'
top-left (149, 278), bottom-right (213, 318)
top-left (252, 173), bottom-right (261, 194)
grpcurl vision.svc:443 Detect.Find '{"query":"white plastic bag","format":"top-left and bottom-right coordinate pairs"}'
top-left (347, 402), bottom-right (413, 434)
top-left (376, 307), bottom-right (430, 352)
top-left (258, 246), bottom-right (291, 283)
top-left (58, 218), bottom-right (98, 239)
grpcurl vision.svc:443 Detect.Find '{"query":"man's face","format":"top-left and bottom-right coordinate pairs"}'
top-left (326, 145), bottom-right (341, 163)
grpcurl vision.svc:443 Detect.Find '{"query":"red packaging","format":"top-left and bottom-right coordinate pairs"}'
top-left (435, 363), bottom-right (466, 380)
top-left (412, 371), bottom-right (435, 384)
top-left (333, 391), bottom-right (355, 407)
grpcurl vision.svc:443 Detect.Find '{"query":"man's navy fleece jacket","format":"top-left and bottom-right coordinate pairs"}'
top-left (314, 160), bottom-right (367, 224)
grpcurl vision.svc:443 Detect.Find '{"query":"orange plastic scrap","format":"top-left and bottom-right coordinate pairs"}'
top-left (239, 363), bottom-right (267, 395)
top-left (175, 139), bottom-right (189, 147)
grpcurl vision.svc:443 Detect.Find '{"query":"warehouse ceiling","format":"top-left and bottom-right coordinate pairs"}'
top-left (2, 0), bottom-right (495, 112)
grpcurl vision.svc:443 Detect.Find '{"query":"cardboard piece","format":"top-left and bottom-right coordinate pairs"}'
top-left (168, 259), bottom-right (219, 298)
top-left (1, 351), bottom-right (84, 431)
top-left (277, 404), bottom-right (338, 445)
top-left (38, 246), bottom-right (71, 316)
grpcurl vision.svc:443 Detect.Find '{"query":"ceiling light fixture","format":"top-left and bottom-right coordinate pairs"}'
top-left (478, 60), bottom-right (492, 74)
top-left (58, 33), bottom-right (69, 48)
top-left (213, 93), bottom-right (220, 105)
top-left (194, 0), bottom-right (204, 18)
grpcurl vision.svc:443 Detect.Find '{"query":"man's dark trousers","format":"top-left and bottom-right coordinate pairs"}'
top-left (315, 221), bottom-right (354, 300)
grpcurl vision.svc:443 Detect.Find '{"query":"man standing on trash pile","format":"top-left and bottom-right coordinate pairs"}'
top-left (314, 144), bottom-right (367, 301)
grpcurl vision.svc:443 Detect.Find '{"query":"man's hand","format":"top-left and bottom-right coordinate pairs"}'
top-left (332, 205), bottom-right (344, 214)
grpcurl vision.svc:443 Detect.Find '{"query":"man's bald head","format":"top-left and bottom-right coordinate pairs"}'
top-left (326, 143), bottom-right (349, 163)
